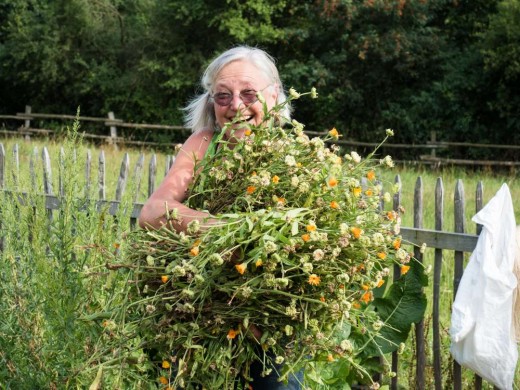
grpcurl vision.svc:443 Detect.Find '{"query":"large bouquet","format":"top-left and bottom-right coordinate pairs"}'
top-left (112, 90), bottom-right (426, 389)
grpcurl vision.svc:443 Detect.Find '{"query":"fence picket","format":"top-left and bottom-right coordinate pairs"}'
top-left (59, 148), bottom-right (65, 197)
top-left (30, 147), bottom-right (38, 190)
top-left (115, 153), bottom-right (129, 202)
top-left (133, 153), bottom-right (145, 203)
top-left (391, 174), bottom-right (402, 390)
top-left (433, 178), bottom-right (444, 390)
top-left (85, 149), bottom-right (92, 197)
top-left (0, 144), bottom-right (5, 188)
top-left (98, 151), bottom-right (106, 200)
top-left (453, 179), bottom-right (466, 390)
top-left (148, 154), bottom-right (157, 197)
top-left (12, 144), bottom-right (19, 188)
top-left (413, 177), bottom-right (426, 390)
top-left (42, 147), bottom-right (53, 196)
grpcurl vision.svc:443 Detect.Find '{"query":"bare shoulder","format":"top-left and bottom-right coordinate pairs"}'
top-left (177, 128), bottom-right (215, 162)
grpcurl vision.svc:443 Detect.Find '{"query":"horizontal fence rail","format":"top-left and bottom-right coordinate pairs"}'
top-left (2, 107), bottom-right (520, 166)
top-left (0, 142), bottom-right (511, 389)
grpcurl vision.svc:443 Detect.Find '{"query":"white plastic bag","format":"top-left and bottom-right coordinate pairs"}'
top-left (450, 183), bottom-right (518, 390)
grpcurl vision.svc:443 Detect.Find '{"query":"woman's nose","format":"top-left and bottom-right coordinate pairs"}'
top-left (229, 94), bottom-right (245, 111)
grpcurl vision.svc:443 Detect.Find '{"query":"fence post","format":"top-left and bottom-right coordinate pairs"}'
top-left (107, 111), bottom-right (118, 148)
top-left (430, 131), bottom-right (436, 158)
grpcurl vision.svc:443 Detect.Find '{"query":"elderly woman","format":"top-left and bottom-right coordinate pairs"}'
top-left (138, 45), bottom-right (290, 231)
top-left (138, 46), bottom-right (303, 389)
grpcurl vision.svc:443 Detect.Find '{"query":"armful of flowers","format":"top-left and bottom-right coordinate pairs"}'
top-left (117, 89), bottom-right (425, 389)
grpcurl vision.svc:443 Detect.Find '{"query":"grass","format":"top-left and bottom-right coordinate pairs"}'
top-left (0, 134), bottom-right (518, 388)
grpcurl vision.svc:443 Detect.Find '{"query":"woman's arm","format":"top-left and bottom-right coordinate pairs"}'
top-left (138, 129), bottom-right (216, 231)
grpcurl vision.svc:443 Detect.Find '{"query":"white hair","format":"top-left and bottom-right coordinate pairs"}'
top-left (183, 46), bottom-right (291, 133)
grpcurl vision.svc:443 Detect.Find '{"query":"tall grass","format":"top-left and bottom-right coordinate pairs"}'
top-left (0, 134), bottom-right (518, 388)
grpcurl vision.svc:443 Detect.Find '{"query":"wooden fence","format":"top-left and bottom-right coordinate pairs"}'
top-left (0, 142), bottom-right (510, 389)
top-left (1, 107), bottom-right (520, 166)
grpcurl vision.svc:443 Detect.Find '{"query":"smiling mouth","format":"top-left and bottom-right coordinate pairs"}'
top-left (227, 115), bottom-right (254, 123)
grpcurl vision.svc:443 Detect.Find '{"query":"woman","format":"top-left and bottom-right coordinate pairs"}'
top-left (138, 46), bottom-right (303, 389)
top-left (138, 45), bottom-right (289, 231)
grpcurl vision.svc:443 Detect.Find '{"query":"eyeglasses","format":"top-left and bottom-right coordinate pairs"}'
top-left (211, 89), bottom-right (259, 107)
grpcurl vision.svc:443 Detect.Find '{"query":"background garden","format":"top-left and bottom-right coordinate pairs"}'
top-left (1, 0), bottom-right (519, 160)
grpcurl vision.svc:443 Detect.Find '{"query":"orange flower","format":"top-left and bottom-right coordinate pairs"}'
top-left (361, 284), bottom-right (370, 291)
top-left (251, 171), bottom-right (257, 176)
top-left (113, 242), bottom-right (120, 249)
top-left (361, 291), bottom-right (373, 304)
top-left (350, 227), bottom-right (362, 239)
top-left (246, 186), bottom-right (256, 194)
top-left (328, 127), bottom-right (339, 139)
top-left (235, 263), bottom-right (247, 275)
top-left (159, 376), bottom-right (168, 385)
top-left (387, 211), bottom-right (396, 220)
top-left (352, 301), bottom-right (361, 309)
top-left (276, 197), bottom-right (286, 204)
top-left (353, 187), bottom-right (362, 197)
top-left (227, 329), bottom-right (239, 340)
top-left (272, 175), bottom-right (280, 184)
top-left (161, 275), bottom-right (169, 284)
top-left (393, 238), bottom-right (401, 250)
top-left (377, 279), bottom-right (385, 288)
top-left (328, 177), bottom-right (338, 187)
top-left (255, 259), bottom-right (263, 267)
top-left (330, 200), bottom-right (340, 209)
top-left (306, 224), bottom-right (317, 232)
top-left (366, 170), bottom-right (376, 181)
top-left (401, 265), bottom-right (410, 275)
top-left (162, 360), bottom-right (171, 369)
top-left (301, 233), bottom-right (310, 242)
top-left (320, 296), bottom-right (326, 302)
top-left (308, 274), bottom-right (321, 286)
top-left (327, 354), bottom-right (335, 362)
top-left (190, 246), bottom-right (199, 257)
top-left (244, 129), bottom-right (252, 136)
top-left (365, 189), bottom-right (373, 196)
top-left (376, 252), bottom-right (387, 260)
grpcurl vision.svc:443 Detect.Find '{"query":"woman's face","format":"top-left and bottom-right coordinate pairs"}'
top-left (213, 60), bottom-right (278, 138)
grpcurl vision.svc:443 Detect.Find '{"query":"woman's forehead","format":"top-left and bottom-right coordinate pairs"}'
top-left (214, 60), bottom-right (269, 87)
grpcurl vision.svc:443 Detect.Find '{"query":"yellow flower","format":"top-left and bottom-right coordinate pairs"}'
top-left (352, 301), bottom-right (361, 309)
top-left (376, 252), bottom-right (387, 260)
top-left (159, 376), bottom-right (168, 385)
top-left (393, 238), bottom-right (401, 250)
top-left (244, 129), bottom-right (252, 136)
top-left (255, 259), bottom-right (263, 267)
top-left (190, 246), bottom-right (199, 257)
top-left (227, 328), bottom-right (239, 339)
top-left (377, 279), bottom-right (385, 288)
top-left (361, 284), bottom-right (370, 291)
top-left (328, 127), bottom-right (339, 139)
top-left (272, 175), bottom-right (280, 184)
top-left (320, 296), bottom-right (326, 302)
top-left (330, 200), bottom-right (339, 209)
top-left (366, 170), bottom-right (376, 181)
top-left (308, 274), bottom-right (321, 286)
top-left (387, 211), bottom-right (396, 221)
top-left (161, 275), bottom-right (169, 284)
top-left (235, 263), bottom-right (247, 275)
top-left (365, 189), bottom-right (373, 196)
top-left (353, 187), bottom-right (362, 197)
top-left (306, 223), bottom-right (317, 232)
top-left (327, 354), bottom-right (335, 362)
top-left (301, 233), bottom-right (311, 242)
top-left (247, 186), bottom-right (256, 194)
top-left (162, 360), bottom-right (171, 369)
top-left (401, 265), bottom-right (410, 275)
top-left (350, 227), bottom-right (362, 239)
top-left (328, 177), bottom-right (338, 187)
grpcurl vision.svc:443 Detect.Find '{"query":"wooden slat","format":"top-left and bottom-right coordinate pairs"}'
top-left (148, 154), bottom-right (157, 197)
top-left (0, 143), bottom-right (5, 189)
top-left (433, 178), bottom-right (444, 390)
top-left (453, 179), bottom-right (466, 390)
top-left (30, 147), bottom-right (38, 190)
top-left (391, 174), bottom-right (402, 390)
top-left (59, 148), bottom-right (65, 197)
top-left (414, 177), bottom-right (426, 390)
top-left (115, 153), bottom-right (129, 201)
top-left (133, 153), bottom-right (145, 203)
top-left (400, 228), bottom-right (477, 252)
top-left (42, 147), bottom-right (53, 196)
top-left (85, 149), bottom-right (92, 197)
top-left (12, 144), bottom-right (19, 188)
top-left (98, 151), bottom-right (106, 200)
